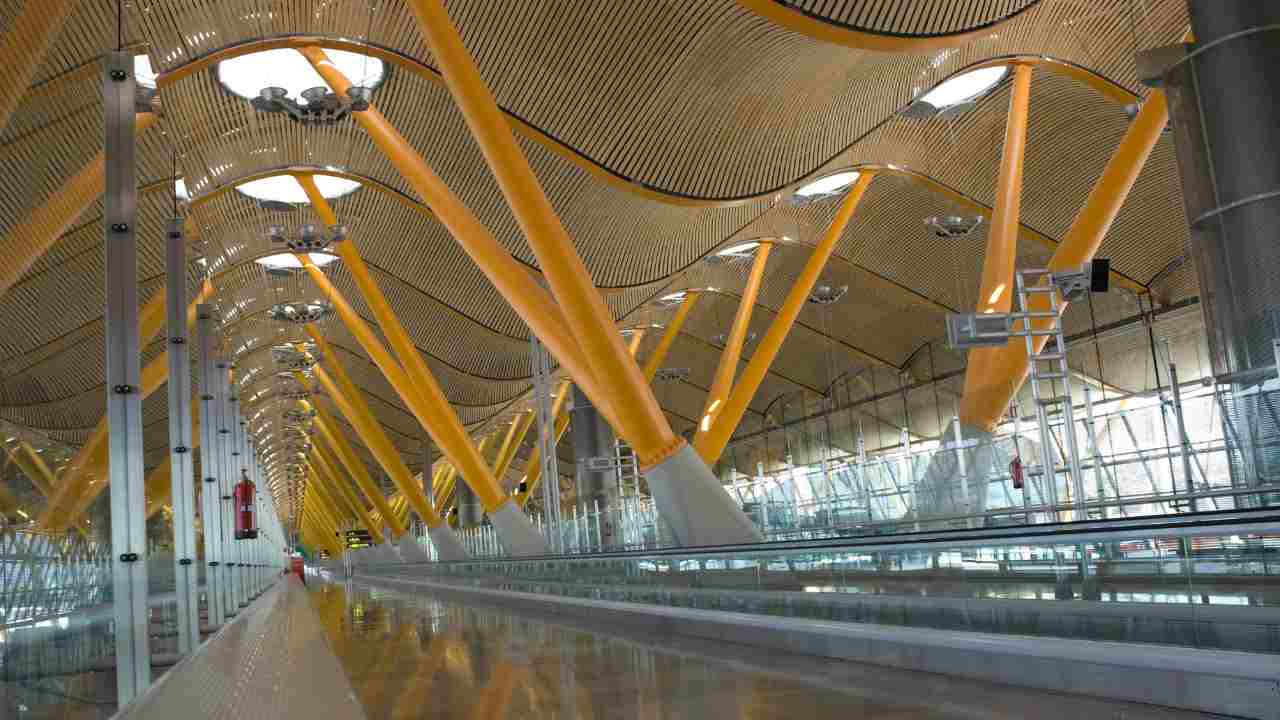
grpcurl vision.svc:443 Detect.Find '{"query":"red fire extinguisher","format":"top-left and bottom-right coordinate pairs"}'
top-left (234, 469), bottom-right (258, 539)
top-left (1010, 455), bottom-right (1025, 490)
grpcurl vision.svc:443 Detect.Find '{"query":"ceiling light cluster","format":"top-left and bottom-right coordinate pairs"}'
top-left (267, 223), bottom-right (348, 253)
top-left (269, 300), bottom-right (333, 324)
top-left (218, 49), bottom-right (384, 125)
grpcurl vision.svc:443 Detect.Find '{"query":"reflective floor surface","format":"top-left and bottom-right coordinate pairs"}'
top-left (311, 575), bottom-right (1228, 719)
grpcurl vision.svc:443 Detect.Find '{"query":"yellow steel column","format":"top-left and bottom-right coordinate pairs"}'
top-left (295, 354), bottom-right (442, 528)
top-left (405, 3), bottom-right (679, 467)
top-left (959, 62), bottom-right (1034, 413)
top-left (297, 254), bottom-right (508, 520)
top-left (698, 244), bottom-right (772, 434)
top-left (493, 414), bottom-right (533, 484)
top-left (309, 454), bottom-right (384, 545)
top-left (642, 292), bottom-right (700, 382)
top-left (0, 113), bottom-right (157, 298)
top-left (960, 91), bottom-right (1170, 430)
top-left (0, 0), bottom-right (75, 132)
top-left (295, 49), bottom-right (623, 433)
top-left (306, 401), bottom-right (407, 537)
top-left (489, 415), bottom-right (523, 481)
top-left (695, 173), bottom-right (875, 463)
top-left (11, 441), bottom-right (55, 496)
top-left (305, 461), bottom-right (356, 527)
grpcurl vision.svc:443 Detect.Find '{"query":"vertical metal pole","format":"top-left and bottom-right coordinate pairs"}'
top-left (196, 306), bottom-right (224, 630)
top-left (103, 50), bottom-right (151, 703)
top-left (233, 407), bottom-right (248, 604)
top-left (953, 416), bottom-right (971, 528)
top-left (215, 357), bottom-right (237, 617)
top-left (1166, 348), bottom-right (1196, 506)
top-left (165, 218), bottom-right (200, 654)
top-left (531, 336), bottom-right (561, 552)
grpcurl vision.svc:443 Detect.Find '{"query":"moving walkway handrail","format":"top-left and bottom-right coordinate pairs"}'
top-left (377, 505), bottom-right (1280, 566)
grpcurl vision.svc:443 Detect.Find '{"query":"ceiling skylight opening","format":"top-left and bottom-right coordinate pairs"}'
top-left (717, 241), bottom-right (760, 257)
top-left (175, 178), bottom-right (190, 201)
top-left (234, 175), bottom-right (361, 205)
top-left (918, 66), bottom-right (1007, 109)
top-left (255, 252), bottom-right (340, 271)
top-left (795, 170), bottom-right (861, 198)
top-left (217, 48), bottom-right (384, 101)
top-left (134, 54), bottom-right (158, 89)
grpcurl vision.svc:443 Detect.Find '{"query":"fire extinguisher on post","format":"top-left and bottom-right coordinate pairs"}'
top-left (1010, 455), bottom-right (1025, 490)
top-left (234, 469), bottom-right (258, 539)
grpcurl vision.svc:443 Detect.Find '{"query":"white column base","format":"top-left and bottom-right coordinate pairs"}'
top-left (645, 444), bottom-right (763, 547)
top-left (488, 501), bottom-right (549, 557)
top-left (426, 524), bottom-right (470, 561)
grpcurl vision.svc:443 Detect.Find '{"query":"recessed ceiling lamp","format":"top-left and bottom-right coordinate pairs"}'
top-left (255, 252), bottom-right (339, 271)
top-left (234, 175), bottom-right (361, 205)
top-left (794, 170), bottom-right (861, 199)
top-left (904, 66), bottom-right (1008, 118)
top-left (217, 48), bottom-right (384, 101)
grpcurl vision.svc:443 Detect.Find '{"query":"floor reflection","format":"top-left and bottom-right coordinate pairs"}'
top-left (311, 576), bottom-right (1222, 720)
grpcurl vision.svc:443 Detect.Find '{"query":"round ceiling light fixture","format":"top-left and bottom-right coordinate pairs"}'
top-left (794, 170), bottom-right (861, 200)
top-left (234, 175), bottom-right (361, 205)
top-left (217, 48), bottom-right (384, 101)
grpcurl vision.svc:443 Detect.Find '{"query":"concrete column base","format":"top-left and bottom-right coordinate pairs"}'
top-left (396, 534), bottom-right (430, 562)
top-left (426, 524), bottom-right (470, 561)
top-left (645, 444), bottom-right (763, 547)
top-left (488, 501), bottom-right (549, 557)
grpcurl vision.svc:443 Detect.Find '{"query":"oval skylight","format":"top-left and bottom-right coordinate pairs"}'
top-left (134, 55), bottom-right (158, 89)
top-left (217, 48), bottom-right (384, 100)
top-left (255, 252), bottom-right (340, 270)
top-left (795, 170), bottom-right (861, 198)
top-left (234, 175), bottom-right (361, 204)
top-left (919, 66), bottom-right (1008, 109)
top-left (717, 241), bottom-right (760, 256)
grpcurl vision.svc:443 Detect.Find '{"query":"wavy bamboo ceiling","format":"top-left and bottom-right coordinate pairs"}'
top-left (0, 0), bottom-right (1194, 513)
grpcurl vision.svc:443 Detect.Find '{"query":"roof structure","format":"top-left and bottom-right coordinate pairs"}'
top-left (0, 0), bottom-right (1195, 527)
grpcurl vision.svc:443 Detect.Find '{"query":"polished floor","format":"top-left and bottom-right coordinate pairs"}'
top-left (312, 575), bottom-right (1227, 719)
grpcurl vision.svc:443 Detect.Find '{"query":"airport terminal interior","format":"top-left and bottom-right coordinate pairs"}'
top-left (0, 0), bottom-right (1278, 717)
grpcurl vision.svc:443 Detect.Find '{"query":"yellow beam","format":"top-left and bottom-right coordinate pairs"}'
top-left (45, 278), bottom-right (215, 529)
top-left (10, 441), bottom-right (55, 496)
top-left (306, 400), bottom-right (407, 537)
top-left (643, 292), bottom-right (700, 382)
top-left (0, 0), bottom-right (75, 133)
top-left (296, 48), bottom-right (625, 436)
top-left (698, 244), bottom-right (772, 434)
top-left (960, 90), bottom-right (1171, 430)
top-left (694, 173), bottom-right (875, 464)
top-left (309, 453), bottom-right (384, 545)
top-left (958, 63), bottom-right (1034, 417)
top-left (0, 113), bottom-right (156, 298)
top-left (295, 347), bottom-right (443, 528)
top-left (404, 5), bottom-right (678, 466)
top-left (292, 214), bottom-right (510, 516)
top-left (305, 461), bottom-right (355, 528)
top-left (489, 414), bottom-right (524, 484)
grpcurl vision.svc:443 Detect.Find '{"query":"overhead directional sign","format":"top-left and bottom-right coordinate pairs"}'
top-left (344, 529), bottom-right (373, 549)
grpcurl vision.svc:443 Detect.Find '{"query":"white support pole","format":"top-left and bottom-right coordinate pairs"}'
top-left (196, 306), bottom-right (225, 630)
top-left (164, 217), bottom-right (200, 653)
top-left (215, 355), bottom-right (237, 618)
top-left (103, 50), bottom-right (151, 703)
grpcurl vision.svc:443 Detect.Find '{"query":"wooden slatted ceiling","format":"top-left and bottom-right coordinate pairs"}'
top-left (780, 0), bottom-right (1039, 35)
top-left (131, 0), bottom-right (1186, 199)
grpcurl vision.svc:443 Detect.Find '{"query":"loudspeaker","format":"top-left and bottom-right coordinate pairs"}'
top-left (1090, 258), bottom-right (1111, 292)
